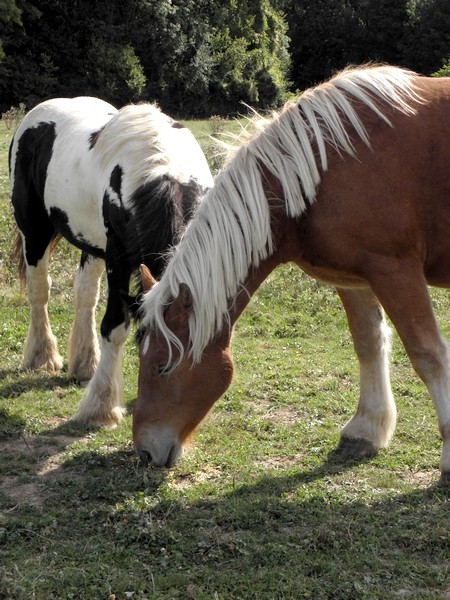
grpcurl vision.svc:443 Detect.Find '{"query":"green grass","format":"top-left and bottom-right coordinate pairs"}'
top-left (1, 116), bottom-right (450, 600)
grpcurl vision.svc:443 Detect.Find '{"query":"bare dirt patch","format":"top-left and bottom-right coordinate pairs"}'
top-left (254, 452), bottom-right (305, 470)
top-left (0, 430), bottom-right (85, 510)
top-left (398, 469), bottom-right (440, 489)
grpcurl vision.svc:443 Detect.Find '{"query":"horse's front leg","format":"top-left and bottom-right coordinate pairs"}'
top-left (23, 246), bottom-right (64, 372)
top-left (74, 257), bottom-right (131, 426)
top-left (68, 253), bottom-right (104, 385)
top-left (336, 287), bottom-right (397, 457)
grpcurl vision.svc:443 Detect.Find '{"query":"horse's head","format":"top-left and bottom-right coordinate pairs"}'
top-left (133, 267), bottom-right (234, 467)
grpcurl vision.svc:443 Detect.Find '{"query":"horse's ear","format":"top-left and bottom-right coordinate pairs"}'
top-left (140, 264), bottom-right (157, 293)
top-left (167, 283), bottom-right (193, 326)
top-left (179, 283), bottom-right (193, 311)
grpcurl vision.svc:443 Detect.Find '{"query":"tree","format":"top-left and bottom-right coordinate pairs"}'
top-left (207, 0), bottom-right (291, 114)
top-left (0, 1), bottom-right (50, 110)
top-left (0, 0), bottom-right (23, 59)
top-left (350, 0), bottom-right (410, 66)
top-left (132, 0), bottom-right (215, 116)
top-left (285, 0), bottom-right (361, 90)
top-left (403, 0), bottom-right (450, 74)
top-left (0, 0), bottom-right (147, 111)
top-left (134, 0), bottom-right (290, 116)
top-left (433, 58), bottom-right (450, 77)
top-left (0, 0), bottom-right (290, 116)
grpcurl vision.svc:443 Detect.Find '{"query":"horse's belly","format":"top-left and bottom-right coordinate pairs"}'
top-left (44, 177), bottom-right (106, 252)
top-left (425, 256), bottom-right (450, 289)
top-left (295, 258), bottom-right (370, 288)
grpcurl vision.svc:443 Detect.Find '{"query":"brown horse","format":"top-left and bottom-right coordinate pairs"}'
top-left (134, 65), bottom-right (450, 482)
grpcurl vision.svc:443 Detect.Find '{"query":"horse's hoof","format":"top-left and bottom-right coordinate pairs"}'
top-left (439, 471), bottom-right (450, 487)
top-left (23, 356), bottom-right (63, 372)
top-left (73, 405), bottom-right (126, 428)
top-left (68, 364), bottom-right (96, 386)
top-left (335, 436), bottom-right (378, 459)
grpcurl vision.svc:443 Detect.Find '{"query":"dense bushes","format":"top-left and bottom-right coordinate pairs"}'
top-left (0, 0), bottom-right (290, 116)
top-left (286, 0), bottom-right (450, 89)
top-left (0, 0), bottom-right (449, 117)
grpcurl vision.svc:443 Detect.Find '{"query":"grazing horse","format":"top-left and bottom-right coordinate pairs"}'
top-left (134, 64), bottom-right (450, 483)
top-left (10, 96), bottom-right (212, 426)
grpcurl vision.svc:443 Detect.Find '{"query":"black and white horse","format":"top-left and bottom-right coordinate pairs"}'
top-left (10, 96), bottom-right (212, 426)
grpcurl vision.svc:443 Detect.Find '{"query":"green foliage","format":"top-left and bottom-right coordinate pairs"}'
top-left (2, 0), bottom-right (450, 116)
top-left (285, 0), bottom-right (412, 90)
top-left (285, 0), bottom-right (450, 92)
top-left (0, 0), bottom-right (22, 58)
top-left (84, 41), bottom-right (146, 105)
top-left (136, 0), bottom-right (290, 116)
top-left (134, 0), bottom-right (216, 116)
top-left (433, 59), bottom-right (450, 77)
top-left (0, 0), bottom-right (148, 108)
top-left (405, 0), bottom-right (450, 74)
top-left (0, 0), bottom-right (23, 25)
top-left (0, 0), bottom-right (290, 116)
top-left (208, 1), bottom-right (290, 113)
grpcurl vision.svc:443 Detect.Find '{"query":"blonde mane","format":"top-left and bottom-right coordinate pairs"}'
top-left (141, 65), bottom-right (423, 365)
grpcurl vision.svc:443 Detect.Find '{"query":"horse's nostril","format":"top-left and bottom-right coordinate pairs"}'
top-left (139, 450), bottom-right (152, 466)
top-left (165, 444), bottom-right (179, 468)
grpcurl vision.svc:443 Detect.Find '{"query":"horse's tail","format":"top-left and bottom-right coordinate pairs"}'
top-left (13, 229), bottom-right (61, 293)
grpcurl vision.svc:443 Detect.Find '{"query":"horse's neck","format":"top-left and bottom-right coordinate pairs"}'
top-left (228, 238), bottom-right (292, 328)
top-left (220, 169), bottom-right (298, 342)
top-left (227, 172), bottom-right (299, 318)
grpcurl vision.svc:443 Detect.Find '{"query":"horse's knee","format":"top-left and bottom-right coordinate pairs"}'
top-left (100, 319), bottom-right (130, 346)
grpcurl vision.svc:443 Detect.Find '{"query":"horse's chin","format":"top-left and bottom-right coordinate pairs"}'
top-left (135, 425), bottom-right (183, 468)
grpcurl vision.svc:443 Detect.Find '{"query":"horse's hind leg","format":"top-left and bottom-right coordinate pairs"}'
top-left (336, 287), bottom-right (396, 456)
top-left (22, 244), bottom-right (63, 371)
top-left (12, 129), bottom-right (63, 372)
top-left (368, 259), bottom-right (450, 482)
top-left (68, 252), bottom-right (104, 385)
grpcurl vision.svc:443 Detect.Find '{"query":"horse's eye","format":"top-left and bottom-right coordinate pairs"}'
top-left (156, 364), bottom-right (172, 377)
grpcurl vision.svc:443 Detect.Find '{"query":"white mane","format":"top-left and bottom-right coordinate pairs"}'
top-left (141, 65), bottom-right (423, 365)
top-left (94, 103), bottom-right (213, 201)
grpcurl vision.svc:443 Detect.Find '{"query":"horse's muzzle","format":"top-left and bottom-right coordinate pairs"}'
top-left (137, 441), bottom-right (182, 468)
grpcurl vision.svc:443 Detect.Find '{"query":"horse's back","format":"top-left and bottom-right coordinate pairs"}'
top-left (10, 97), bottom-right (117, 254)
top-left (10, 96), bottom-right (117, 197)
top-left (294, 74), bottom-right (450, 288)
top-left (11, 97), bottom-right (116, 160)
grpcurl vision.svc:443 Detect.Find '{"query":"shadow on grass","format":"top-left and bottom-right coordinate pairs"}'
top-left (33, 444), bottom-right (450, 596)
top-left (45, 438), bottom-right (394, 513)
top-left (0, 369), bottom-right (75, 398)
top-left (0, 409), bottom-right (27, 440)
top-left (2, 424), bottom-right (450, 599)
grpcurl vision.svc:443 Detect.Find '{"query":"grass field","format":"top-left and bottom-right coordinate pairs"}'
top-left (1, 114), bottom-right (449, 600)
